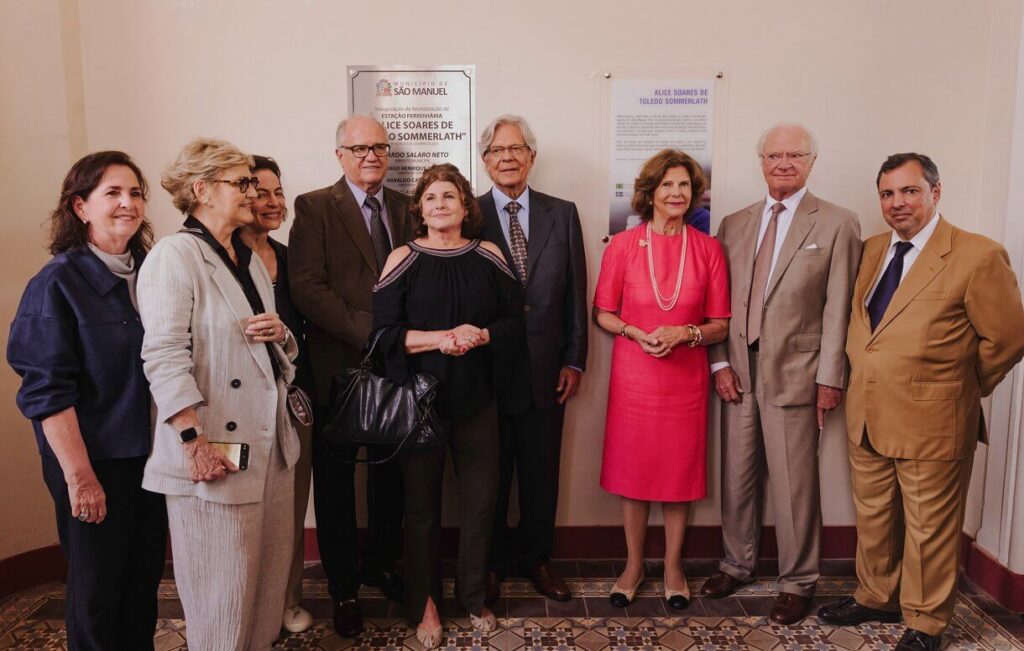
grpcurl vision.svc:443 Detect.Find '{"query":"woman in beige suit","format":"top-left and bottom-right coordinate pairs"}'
top-left (138, 138), bottom-right (301, 650)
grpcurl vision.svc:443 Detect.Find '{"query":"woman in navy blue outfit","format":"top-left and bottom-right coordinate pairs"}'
top-left (7, 151), bottom-right (167, 651)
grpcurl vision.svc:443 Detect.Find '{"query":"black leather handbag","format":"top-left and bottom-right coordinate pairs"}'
top-left (321, 328), bottom-right (440, 463)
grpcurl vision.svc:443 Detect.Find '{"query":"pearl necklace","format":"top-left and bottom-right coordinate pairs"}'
top-left (645, 222), bottom-right (687, 311)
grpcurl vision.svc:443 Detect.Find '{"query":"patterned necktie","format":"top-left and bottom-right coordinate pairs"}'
top-left (747, 202), bottom-right (785, 345)
top-left (506, 200), bottom-right (528, 287)
top-left (868, 241), bottom-right (914, 331)
top-left (365, 195), bottom-right (392, 272)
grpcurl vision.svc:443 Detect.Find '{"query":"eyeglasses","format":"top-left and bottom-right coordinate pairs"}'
top-left (212, 177), bottom-right (259, 193)
top-left (484, 144), bottom-right (532, 158)
top-left (340, 144), bottom-right (391, 158)
top-left (760, 152), bottom-right (814, 165)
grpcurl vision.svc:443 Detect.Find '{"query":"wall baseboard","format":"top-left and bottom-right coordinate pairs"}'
top-left (8, 527), bottom-right (1021, 614)
top-left (962, 536), bottom-right (1024, 612)
top-left (303, 524), bottom-right (859, 561)
top-left (0, 545), bottom-right (65, 600)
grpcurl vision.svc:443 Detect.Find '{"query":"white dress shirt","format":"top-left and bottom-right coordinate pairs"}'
top-left (492, 185), bottom-right (531, 245)
top-left (710, 187), bottom-right (808, 375)
top-left (865, 211), bottom-right (941, 305)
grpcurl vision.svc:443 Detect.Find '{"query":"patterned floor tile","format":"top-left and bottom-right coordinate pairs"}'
top-left (2, 566), bottom-right (1023, 649)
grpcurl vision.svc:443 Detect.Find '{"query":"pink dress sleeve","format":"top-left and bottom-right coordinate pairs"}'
top-left (593, 233), bottom-right (628, 313)
top-left (704, 237), bottom-right (731, 319)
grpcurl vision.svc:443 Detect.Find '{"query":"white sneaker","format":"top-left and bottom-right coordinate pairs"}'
top-left (282, 605), bottom-right (314, 633)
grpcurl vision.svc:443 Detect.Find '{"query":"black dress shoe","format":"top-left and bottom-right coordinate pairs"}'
top-left (817, 596), bottom-right (901, 625)
top-left (699, 572), bottom-right (743, 599)
top-left (485, 570), bottom-right (503, 606)
top-left (360, 567), bottom-right (405, 603)
top-left (333, 599), bottom-right (363, 638)
top-left (894, 628), bottom-right (942, 650)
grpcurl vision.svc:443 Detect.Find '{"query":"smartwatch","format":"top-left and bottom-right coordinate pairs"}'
top-left (179, 426), bottom-right (200, 444)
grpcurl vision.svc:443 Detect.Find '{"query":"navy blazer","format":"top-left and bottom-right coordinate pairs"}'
top-left (7, 246), bottom-right (151, 460)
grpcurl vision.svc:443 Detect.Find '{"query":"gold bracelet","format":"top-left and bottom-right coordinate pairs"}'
top-left (686, 324), bottom-right (702, 348)
top-left (619, 324), bottom-right (630, 339)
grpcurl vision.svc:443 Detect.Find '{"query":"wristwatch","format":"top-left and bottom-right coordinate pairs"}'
top-left (179, 426), bottom-right (201, 444)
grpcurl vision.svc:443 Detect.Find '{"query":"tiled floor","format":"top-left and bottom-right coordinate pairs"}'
top-left (2, 560), bottom-right (1022, 649)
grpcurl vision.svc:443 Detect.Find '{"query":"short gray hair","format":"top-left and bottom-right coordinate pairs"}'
top-left (335, 115), bottom-right (388, 149)
top-left (756, 122), bottom-right (819, 157)
top-left (161, 137), bottom-right (253, 214)
top-left (479, 114), bottom-right (538, 155)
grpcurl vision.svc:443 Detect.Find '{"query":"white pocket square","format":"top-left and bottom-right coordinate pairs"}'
top-left (803, 243), bottom-right (820, 249)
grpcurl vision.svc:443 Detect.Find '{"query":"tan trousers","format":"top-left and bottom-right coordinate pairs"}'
top-left (719, 349), bottom-right (822, 596)
top-left (285, 421), bottom-right (313, 608)
top-left (849, 435), bottom-right (972, 636)
top-left (167, 442), bottom-right (295, 651)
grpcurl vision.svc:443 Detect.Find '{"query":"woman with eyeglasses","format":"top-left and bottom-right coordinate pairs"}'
top-left (238, 155), bottom-right (317, 635)
top-left (137, 138), bottom-right (302, 649)
top-left (8, 151), bottom-right (167, 650)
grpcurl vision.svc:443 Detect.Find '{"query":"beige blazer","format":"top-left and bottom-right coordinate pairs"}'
top-left (846, 217), bottom-right (1024, 460)
top-left (138, 232), bottom-right (300, 504)
top-left (710, 191), bottom-right (862, 406)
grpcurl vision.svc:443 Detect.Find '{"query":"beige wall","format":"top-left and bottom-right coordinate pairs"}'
top-left (3, 0), bottom-right (1022, 558)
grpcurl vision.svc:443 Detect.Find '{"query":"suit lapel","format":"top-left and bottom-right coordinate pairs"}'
top-left (478, 191), bottom-right (514, 263)
top-left (765, 192), bottom-right (817, 300)
top-left (732, 202), bottom-right (765, 305)
top-left (383, 187), bottom-right (408, 247)
top-left (331, 179), bottom-right (378, 275)
top-left (868, 218), bottom-right (952, 341)
top-left (194, 241), bottom-right (275, 382)
top-left (525, 190), bottom-right (553, 282)
top-left (854, 237), bottom-right (888, 330)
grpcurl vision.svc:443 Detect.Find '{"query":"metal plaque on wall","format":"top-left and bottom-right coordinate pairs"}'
top-left (349, 65), bottom-right (476, 194)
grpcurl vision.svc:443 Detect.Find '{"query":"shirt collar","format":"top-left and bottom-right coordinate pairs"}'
top-left (764, 186), bottom-right (808, 217)
top-left (346, 177), bottom-right (385, 209)
top-left (183, 215), bottom-right (252, 269)
top-left (889, 210), bottom-right (941, 251)
top-left (492, 186), bottom-right (531, 214)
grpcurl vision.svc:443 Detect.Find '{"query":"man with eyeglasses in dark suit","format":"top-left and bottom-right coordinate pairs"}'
top-left (289, 115), bottom-right (416, 638)
top-left (477, 114), bottom-right (589, 605)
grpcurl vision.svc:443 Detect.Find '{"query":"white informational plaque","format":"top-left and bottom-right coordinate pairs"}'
top-left (608, 78), bottom-right (715, 235)
top-left (349, 65), bottom-right (476, 194)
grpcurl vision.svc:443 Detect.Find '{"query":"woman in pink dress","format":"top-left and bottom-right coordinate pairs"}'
top-left (593, 149), bottom-right (730, 611)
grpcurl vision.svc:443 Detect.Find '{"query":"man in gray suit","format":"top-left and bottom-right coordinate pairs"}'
top-left (699, 123), bottom-right (862, 624)
top-left (289, 115), bottom-right (416, 637)
top-left (477, 115), bottom-right (588, 603)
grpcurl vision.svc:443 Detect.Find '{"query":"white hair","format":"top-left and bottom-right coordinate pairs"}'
top-left (478, 114), bottom-right (538, 154)
top-left (756, 122), bottom-right (819, 157)
top-left (335, 115), bottom-right (388, 149)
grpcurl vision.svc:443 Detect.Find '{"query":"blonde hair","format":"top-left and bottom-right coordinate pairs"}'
top-left (161, 137), bottom-right (254, 214)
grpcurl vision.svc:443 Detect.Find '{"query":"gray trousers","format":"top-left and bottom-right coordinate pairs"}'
top-left (167, 442), bottom-right (295, 650)
top-left (285, 421), bottom-right (313, 608)
top-left (718, 349), bottom-right (822, 597)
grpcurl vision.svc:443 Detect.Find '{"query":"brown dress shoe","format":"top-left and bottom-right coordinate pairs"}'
top-left (769, 592), bottom-right (812, 625)
top-left (485, 571), bottom-right (503, 606)
top-left (522, 564), bottom-right (572, 601)
top-left (699, 572), bottom-right (742, 599)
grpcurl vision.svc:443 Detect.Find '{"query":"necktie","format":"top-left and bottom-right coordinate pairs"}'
top-left (747, 202), bottom-right (785, 345)
top-left (365, 195), bottom-right (392, 272)
top-left (868, 241), bottom-right (914, 331)
top-left (506, 200), bottom-right (528, 287)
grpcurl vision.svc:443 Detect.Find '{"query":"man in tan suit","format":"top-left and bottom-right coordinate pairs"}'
top-left (818, 153), bottom-right (1024, 650)
top-left (289, 115), bottom-right (416, 637)
top-left (700, 123), bottom-right (862, 624)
